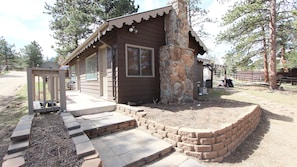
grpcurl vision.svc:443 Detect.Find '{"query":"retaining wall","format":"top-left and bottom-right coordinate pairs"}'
top-left (116, 104), bottom-right (262, 162)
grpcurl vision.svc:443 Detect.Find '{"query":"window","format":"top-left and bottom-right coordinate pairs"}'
top-left (70, 65), bottom-right (76, 81)
top-left (126, 44), bottom-right (154, 77)
top-left (86, 54), bottom-right (97, 80)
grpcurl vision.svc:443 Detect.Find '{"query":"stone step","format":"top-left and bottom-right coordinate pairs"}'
top-left (10, 115), bottom-right (33, 142)
top-left (7, 140), bottom-right (29, 154)
top-left (144, 152), bottom-right (206, 167)
top-left (91, 128), bottom-right (173, 167)
top-left (75, 111), bottom-right (137, 139)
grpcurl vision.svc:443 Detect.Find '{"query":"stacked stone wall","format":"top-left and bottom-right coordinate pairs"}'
top-left (117, 104), bottom-right (262, 162)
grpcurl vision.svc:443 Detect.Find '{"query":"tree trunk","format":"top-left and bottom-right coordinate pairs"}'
top-left (281, 45), bottom-right (288, 72)
top-left (269, 0), bottom-right (277, 90)
top-left (262, 25), bottom-right (269, 83)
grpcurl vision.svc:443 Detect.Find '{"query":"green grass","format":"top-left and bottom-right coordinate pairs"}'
top-left (34, 81), bottom-right (53, 101)
top-left (0, 84), bottom-right (28, 126)
top-left (199, 78), bottom-right (297, 108)
top-left (236, 85), bottom-right (297, 107)
top-left (216, 80), bottom-right (297, 107)
top-left (198, 88), bottom-right (230, 101)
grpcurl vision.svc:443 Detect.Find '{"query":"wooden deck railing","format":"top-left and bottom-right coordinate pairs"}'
top-left (27, 68), bottom-right (66, 114)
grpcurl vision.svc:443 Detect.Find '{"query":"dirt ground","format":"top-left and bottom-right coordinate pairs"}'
top-left (23, 113), bottom-right (83, 167)
top-left (141, 86), bottom-right (297, 167)
top-left (0, 71), bottom-right (27, 166)
top-left (201, 86), bottom-right (297, 167)
top-left (1, 71), bottom-right (297, 166)
top-left (139, 99), bottom-right (254, 130)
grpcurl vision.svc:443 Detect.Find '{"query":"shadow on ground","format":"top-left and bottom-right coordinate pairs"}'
top-left (222, 108), bottom-right (293, 163)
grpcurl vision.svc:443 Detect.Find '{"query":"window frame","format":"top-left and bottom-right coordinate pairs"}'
top-left (85, 53), bottom-right (98, 81)
top-left (125, 44), bottom-right (155, 78)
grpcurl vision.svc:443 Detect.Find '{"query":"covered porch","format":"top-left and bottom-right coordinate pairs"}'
top-left (66, 91), bottom-right (116, 116)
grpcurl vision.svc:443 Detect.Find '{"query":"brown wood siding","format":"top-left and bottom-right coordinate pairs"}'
top-left (193, 61), bottom-right (204, 100)
top-left (115, 16), bottom-right (166, 104)
top-left (101, 32), bottom-right (118, 101)
top-left (77, 42), bottom-right (100, 97)
top-left (189, 32), bottom-right (205, 100)
top-left (80, 73), bottom-right (100, 97)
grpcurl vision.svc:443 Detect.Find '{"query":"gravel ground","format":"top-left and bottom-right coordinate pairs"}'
top-left (23, 113), bottom-right (83, 167)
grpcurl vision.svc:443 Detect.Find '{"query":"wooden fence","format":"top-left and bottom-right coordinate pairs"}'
top-left (27, 68), bottom-right (66, 114)
top-left (232, 71), bottom-right (265, 82)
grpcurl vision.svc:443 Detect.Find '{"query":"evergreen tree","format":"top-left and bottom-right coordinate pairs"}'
top-left (98, 0), bottom-right (139, 20)
top-left (217, 0), bottom-right (270, 81)
top-left (45, 0), bottom-right (139, 58)
top-left (0, 36), bottom-right (16, 68)
top-left (269, 0), bottom-right (277, 89)
top-left (21, 41), bottom-right (43, 68)
top-left (187, 0), bottom-right (215, 38)
top-left (217, 0), bottom-right (296, 89)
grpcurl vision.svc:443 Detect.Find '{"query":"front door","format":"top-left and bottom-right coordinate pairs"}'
top-left (99, 46), bottom-right (108, 99)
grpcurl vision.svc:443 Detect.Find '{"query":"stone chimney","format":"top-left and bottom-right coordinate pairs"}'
top-left (159, 0), bottom-right (195, 104)
top-left (166, 0), bottom-right (189, 47)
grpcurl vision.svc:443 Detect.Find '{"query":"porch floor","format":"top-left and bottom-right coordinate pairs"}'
top-left (66, 91), bottom-right (116, 116)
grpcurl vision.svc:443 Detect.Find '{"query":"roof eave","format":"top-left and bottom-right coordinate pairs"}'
top-left (189, 29), bottom-right (208, 55)
top-left (62, 22), bottom-right (109, 65)
top-left (62, 6), bottom-right (172, 65)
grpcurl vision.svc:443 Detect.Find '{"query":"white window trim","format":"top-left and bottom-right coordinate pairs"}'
top-left (125, 44), bottom-right (155, 78)
top-left (86, 53), bottom-right (98, 81)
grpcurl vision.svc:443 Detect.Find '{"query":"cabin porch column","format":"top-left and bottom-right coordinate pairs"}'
top-left (159, 0), bottom-right (195, 104)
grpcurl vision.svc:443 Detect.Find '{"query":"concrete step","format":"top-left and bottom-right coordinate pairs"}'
top-left (66, 91), bottom-right (116, 116)
top-left (144, 152), bottom-right (206, 167)
top-left (76, 111), bottom-right (137, 139)
top-left (91, 128), bottom-right (173, 167)
top-left (68, 102), bottom-right (116, 116)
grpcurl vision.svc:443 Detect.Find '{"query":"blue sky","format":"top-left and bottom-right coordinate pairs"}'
top-left (0, 0), bottom-right (235, 63)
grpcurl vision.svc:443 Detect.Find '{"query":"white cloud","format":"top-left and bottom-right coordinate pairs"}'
top-left (0, 0), bottom-right (57, 59)
top-left (199, 0), bottom-right (236, 64)
top-left (0, 0), bottom-right (45, 20)
top-left (0, 0), bottom-right (235, 61)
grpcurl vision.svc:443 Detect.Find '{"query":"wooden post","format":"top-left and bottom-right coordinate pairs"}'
top-left (50, 70), bottom-right (54, 109)
top-left (59, 70), bottom-right (66, 112)
top-left (27, 68), bottom-right (33, 115)
top-left (42, 71), bottom-right (46, 112)
top-left (32, 74), bottom-right (36, 101)
top-left (55, 76), bottom-right (59, 101)
top-left (210, 64), bottom-right (214, 88)
top-left (37, 75), bottom-right (40, 101)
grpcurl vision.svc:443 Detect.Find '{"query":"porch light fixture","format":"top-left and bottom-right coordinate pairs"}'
top-left (129, 26), bottom-right (138, 34)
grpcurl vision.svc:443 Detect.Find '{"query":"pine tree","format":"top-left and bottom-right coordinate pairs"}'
top-left (45, 0), bottom-right (139, 58)
top-left (187, 0), bottom-right (214, 38)
top-left (269, 0), bottom-right (277, 89)
top-left (217, 0), bottom-right (296, 88)
top-left (217, 0), bottom-right (270, 81)
top-left (21, 41), bottom-right (43, 68)
top-left (0, 37), bottom-right (16, 69)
